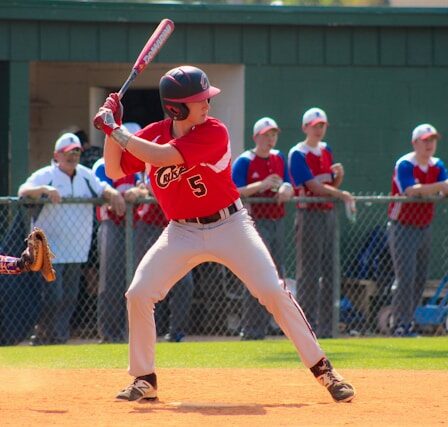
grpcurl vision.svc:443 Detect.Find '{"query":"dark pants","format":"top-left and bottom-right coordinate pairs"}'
top-left (387, 221), bottom-right (431, 327)
top-left (97, 220), bottom-right (128, 342)
top-left (295, 209), bottom-right (336, 338)
top-left (36, 263), bottom-right (82, 342)
top-left (241, 218), bottom-right (285, 338)
top-left (135, 221), bottom-right (194, 335)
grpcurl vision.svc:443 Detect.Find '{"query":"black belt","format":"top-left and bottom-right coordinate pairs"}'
top-left (178, 201), bottom-right (241, 225)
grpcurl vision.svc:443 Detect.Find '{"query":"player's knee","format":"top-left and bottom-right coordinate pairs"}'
top-left (257, 283), bottom-right (286, 308)
top-left (125, 281), bottom-right (163, 305)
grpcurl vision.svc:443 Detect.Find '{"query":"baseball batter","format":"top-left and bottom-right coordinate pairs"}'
top-left (94, 65), bottom-right (355, 403)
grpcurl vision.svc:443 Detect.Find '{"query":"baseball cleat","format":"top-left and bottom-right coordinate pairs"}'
top-left (310, 358), bottom-right (356, 403)
top-left (116, 374), bottom-right (158, 401)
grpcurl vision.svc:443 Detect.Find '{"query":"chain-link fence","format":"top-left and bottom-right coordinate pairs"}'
top-left (1, 195), bottom-right (447, 346)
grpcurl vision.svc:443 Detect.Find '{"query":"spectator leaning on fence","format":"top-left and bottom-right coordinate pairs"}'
top-left (288, 107), bottom-right (355, 338)
top-left (387, 123), bottom-right (448, 337)
top-left (92, 123), bottom-right (143, 343)
top-left (232, 117), bottom-right (293, 340)
top-left (18, 132), bottom-right (124, 346)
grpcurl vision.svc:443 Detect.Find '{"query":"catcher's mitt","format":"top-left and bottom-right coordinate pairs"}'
top-left (24, 227), bottom-right (56, 282)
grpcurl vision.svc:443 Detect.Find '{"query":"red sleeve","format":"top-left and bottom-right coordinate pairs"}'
top-left (170, 118), bottom-right (228, 168)
top-left (120, 150), bottom-right (145, 175)
top-left (120, 122), bottom-right (164, 175)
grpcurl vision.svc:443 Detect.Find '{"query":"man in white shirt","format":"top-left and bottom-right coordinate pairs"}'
top-left (18, 132), bottom-right (124, 345)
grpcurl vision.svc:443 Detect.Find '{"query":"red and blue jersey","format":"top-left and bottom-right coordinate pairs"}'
top-left (232, 149), bottom-right (289, 219)
top-left (92, 158), bottom-right (139, 225)
top-left (388, 152), bottom-right (447, 227)
top-left (288, 141), bottom-right (335, 210)
top-left (119, 117), bottom-right (240, 220)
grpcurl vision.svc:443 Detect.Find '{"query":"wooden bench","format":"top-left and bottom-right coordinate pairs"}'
top-left (342, 278), bottom-right (447, 319)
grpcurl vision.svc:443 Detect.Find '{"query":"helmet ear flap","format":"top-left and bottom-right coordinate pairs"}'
top-left (163, 101), bottom-right (189, 121)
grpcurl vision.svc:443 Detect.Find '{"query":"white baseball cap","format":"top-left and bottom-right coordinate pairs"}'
top-left (54, 133), bottom-right (82, 153)
top-left (302, 107), bottom-right (328, 127)
top-left (253, 117), bottom-right (280, 137)
top-left (412, 123), bottom-right (440, 142)
top-left (123, 122), bottom-right (142, 134)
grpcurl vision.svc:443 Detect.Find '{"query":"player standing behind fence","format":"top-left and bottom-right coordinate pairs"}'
top-left (232, 117), bottom-right (293, 340)
top-left (92, 124), bottom-right (143, 343)
top-left (288, 107), bottom-right (355, 338)
top-left (93, 65), bottom-right (355, 403)
top-left (387, 124), bottom-right (448, 337)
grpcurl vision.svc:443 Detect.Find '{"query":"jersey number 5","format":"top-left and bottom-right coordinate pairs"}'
top-left (188, 175), bottom-right (207, 197)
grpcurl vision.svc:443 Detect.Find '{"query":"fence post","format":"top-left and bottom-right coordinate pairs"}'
top-left (332, 209), bottom-right (341, 338)
top-left (125, 202), bottom-right (134, 286)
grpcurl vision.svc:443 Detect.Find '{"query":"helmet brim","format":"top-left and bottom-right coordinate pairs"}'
top-left (164, 86), bottom-right (221, 103)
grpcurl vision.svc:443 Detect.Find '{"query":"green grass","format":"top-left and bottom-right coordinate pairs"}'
top-left (0, 337), bottom-right (447, 370)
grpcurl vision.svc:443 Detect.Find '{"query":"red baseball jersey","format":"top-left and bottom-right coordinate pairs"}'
top-left (388, 152), bottom-right (448, 227)
top-left (288, 141), bottom-right (335, 210)
top-left (136, 174), bottom-right (168, 227)
top-left (120, 117), bottom-right (241, 220)
top-left (232, 149), bottom-right (288, 219)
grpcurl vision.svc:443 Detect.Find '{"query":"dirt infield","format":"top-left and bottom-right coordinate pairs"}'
top-left (1, 368), bottom-right (447, 426)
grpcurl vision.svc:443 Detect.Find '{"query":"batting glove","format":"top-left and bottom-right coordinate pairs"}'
top-left (103, 93), bottom-right (123, 126)
top-left (93, 108), bottom-right (121, 136)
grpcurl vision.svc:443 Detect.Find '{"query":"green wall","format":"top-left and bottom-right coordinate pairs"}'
top-left (0, 1), bottom-right (447, 193)
top-left (246, 66), bottom-right (448, 193)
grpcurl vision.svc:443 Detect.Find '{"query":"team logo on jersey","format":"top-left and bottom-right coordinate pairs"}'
top-left (154, 165), bottom-right (190, 188)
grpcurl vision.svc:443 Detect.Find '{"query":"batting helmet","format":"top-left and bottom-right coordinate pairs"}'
top-left (159, 65), bottom-right (221, 120)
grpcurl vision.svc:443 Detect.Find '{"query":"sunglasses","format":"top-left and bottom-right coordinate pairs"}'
top-left (64, 148), bottom-right (82, 154)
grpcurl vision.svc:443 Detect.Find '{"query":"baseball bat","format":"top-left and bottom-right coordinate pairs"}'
top-left (118, 18), bottom-right (175, 99)
top-left (94, 18), bottom-right (175, 130)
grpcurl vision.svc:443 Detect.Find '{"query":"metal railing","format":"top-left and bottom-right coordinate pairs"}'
top-left (0, 195), bottom-right (447, 345)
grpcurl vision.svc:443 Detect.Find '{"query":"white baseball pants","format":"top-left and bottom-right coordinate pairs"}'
top-left (126, 208), bottom-right (325, 377)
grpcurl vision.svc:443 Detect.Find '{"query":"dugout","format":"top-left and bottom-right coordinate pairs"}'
top-left (0, 1), bottom-right (447, 195)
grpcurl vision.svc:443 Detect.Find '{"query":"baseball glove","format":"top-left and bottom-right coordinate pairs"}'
top-left (22, 227), bottom-right (56, 282)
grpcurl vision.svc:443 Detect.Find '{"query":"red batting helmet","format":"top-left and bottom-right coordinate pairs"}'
top-left (159, 65), bottom-right (221, 120)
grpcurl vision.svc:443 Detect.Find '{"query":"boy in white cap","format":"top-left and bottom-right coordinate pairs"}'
top-left (18, 132), bottom-right (124, 345)
top-left (388, 123), bottom-right (448, 336)
top-left (288, 108), bottom-right (355, 338)
top-left (232, 117), bottom-right (293, 340)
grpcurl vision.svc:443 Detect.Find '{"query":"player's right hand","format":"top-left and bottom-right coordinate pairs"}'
top-left (262, 174), bottom-right (283, 192)
top-left (43, 185), bottom-right (61, 203)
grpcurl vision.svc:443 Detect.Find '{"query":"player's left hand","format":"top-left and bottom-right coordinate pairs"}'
top-left (108, 190), bottom-right (126, 216)
top-left (21, 228), bottom-right (56, 281)
top-left (17, 243), bottom-right (34, 272)
top-left (94, 108), bottom-right (121, 136)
